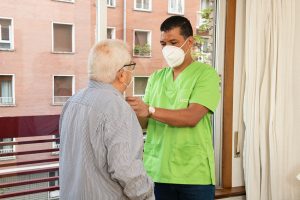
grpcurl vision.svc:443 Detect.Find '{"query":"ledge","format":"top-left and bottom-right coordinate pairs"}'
top-left (215, 186), bottom-right (246, 199)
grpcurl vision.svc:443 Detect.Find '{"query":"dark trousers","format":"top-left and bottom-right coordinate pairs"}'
top-left (154, 182), bottom-right (215, 200)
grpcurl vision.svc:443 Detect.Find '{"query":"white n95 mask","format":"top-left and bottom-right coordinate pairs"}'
top-left (162, 39), bottom-right (189, 68)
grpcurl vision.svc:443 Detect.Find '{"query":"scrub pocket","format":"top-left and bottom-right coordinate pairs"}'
top-left (170, 145), bottom-right (208, 179)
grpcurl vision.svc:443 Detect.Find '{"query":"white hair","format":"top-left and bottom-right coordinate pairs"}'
top-left (88, 39), bottom-right (131, 83)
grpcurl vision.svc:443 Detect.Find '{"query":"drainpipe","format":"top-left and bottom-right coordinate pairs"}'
top-left (123, 0), bottom-right (127, 43)
top-left (96, 0), bottom-right (107, 42)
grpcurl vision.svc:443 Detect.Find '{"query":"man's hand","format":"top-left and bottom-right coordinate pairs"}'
top-left (126, 96), bottom-right (149, 118)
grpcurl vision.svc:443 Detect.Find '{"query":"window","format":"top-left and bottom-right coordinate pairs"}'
top-left (52, 135), bottom-right (60, 155)
top-left (53, 75), bottom-right (74, 105)
top-left (107, 0), bottom-right (116, 7)
top-left (52, 22), bottom-right (74, 53)
top-left (0, 138), bottom-right (15, 161)
top-left (134, 0), bottom-right (152, 11)
top-left (0, 75), bottom-right (15, 106)
top-left (0, 18), bottom-right (14, 50)
top-left (107, 27), bottom-right (116, 39)
top-left (48, 171), bottom-right (59, 200)
top-left (133, 76), bottom-right (149, 97)
top-left (168, 0), bottom-right (184, 15)
top-left (133, 30), bottom-right (151, 57)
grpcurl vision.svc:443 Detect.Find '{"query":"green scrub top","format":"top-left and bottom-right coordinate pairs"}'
top-left (143, 61), bottom-right (220, 185)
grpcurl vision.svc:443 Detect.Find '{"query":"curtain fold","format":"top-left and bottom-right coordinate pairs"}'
top-left (242, 0), bottom-right (296, 199)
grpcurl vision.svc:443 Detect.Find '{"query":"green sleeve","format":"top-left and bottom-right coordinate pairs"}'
top-left (189, 68), bottom-right (221, 112)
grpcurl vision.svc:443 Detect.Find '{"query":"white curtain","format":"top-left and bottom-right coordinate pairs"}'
top-left (1, 80), bottom-right (12, 104)
top-left (242, 0), bottom-right (298, 199)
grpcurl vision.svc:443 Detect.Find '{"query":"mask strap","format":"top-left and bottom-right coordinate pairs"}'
top-left (180, 38), bottom-right (190, 49)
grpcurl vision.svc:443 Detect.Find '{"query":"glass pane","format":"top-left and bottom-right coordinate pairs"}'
top-left (134, 77), bottom-right (149, 96)
top-left (0, 75), bottom-right (13, 104)
top-left (144, 0), bottom-right (150, 9)
top-left (0, 18), bottom-right (11, 41)
top-left (54, 76), bottom-right (72, 95)
top-left (136, 0), bottom-right (142, 8)
top-left (107, 28), bottom-right (113, 39)
top-left (1, 26), bottom-right (10, 41)
top-left (54, 76), bottom-right (72, 104)
top-left (53, 23), bottom-right (73, 52)
top-left (135, 31), bottom-right (148, 45)
top-left (0, 42), bottom-right (10, 49)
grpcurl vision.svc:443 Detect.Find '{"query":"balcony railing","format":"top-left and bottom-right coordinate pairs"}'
top-left (0, 115), bottom-right (60, 199)
top-left (53, 96), bottom-right (71, 105)
top-left (0, 97), bottom-right (14, 105)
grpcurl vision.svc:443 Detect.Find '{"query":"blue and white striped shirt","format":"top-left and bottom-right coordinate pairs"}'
top-left (59, 80), bottom-right (154, 200)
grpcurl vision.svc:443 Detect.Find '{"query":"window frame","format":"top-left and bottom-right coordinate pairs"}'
top-left (0, 17), bottom-right (14, 51)
top-left (0, 74), bottom-right (15, 106)
top-left (51, 135), bottom-right (60, 155)
top-left (52, 75), bottom-right (75, 105)
top-left (0, 138), bottom-right (16, 161)
top-left (107, 26), bottom-right (116, 39)
top-left (133, 29), bottom-right (152, 57)
top-left (134, 0), bottom-right (152, 12)
top-left (51, 22), bottom-right (75, 54)
top-left (52, 0), bottom-right (75, 3)
top-left (48, 171), bottom-right (60, 199)
top-left (133, 76), bottom-right (149, 97)
top-left (168, 0), bottom-right (185, 15)
top-left (107, 0), bottom-right (116, 8)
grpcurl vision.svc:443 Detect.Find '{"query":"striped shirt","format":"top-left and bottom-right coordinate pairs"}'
top-left (59, 80), bottom-right (154, 200)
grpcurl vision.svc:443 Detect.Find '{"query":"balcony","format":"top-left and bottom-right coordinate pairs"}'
top-left (0, 115), bottom-right (60, 199)
top-left (0, 97), bottom-right (14, 106)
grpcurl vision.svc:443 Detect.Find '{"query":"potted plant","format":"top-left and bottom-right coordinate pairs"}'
top-left (200, 7), bottom-right (213, 19)
top-left (134, 44), bottom-right (141, 55)
top-left (140, 44), bottom-right (151, 56)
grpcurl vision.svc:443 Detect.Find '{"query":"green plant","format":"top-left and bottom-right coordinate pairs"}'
top-left (200, 7), bottom-right (213, 19)
top-left (199, 23), bottom-right (211, 32)
top-left (140, 44), bottom-right (151, 56)
top-left (193, 35), bottom-right (205, 44)
top-left (134, 44), bottom-right (150, 56)
top-left (134, 44), bottom-right (141, 54)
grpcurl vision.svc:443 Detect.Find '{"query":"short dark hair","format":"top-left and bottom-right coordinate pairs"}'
top-left (160, 16), bottom-right (193, 39)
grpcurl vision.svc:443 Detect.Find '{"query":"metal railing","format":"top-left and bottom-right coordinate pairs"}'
top-left (0, 115), bottom-right (60, 199)
top-left (0, 97), bottom-right (14, 105)
top-left (53, 96), bottom-right (71, 104)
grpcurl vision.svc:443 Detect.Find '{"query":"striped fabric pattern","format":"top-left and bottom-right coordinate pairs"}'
top-left (59, 80), bottom-right (154, 200)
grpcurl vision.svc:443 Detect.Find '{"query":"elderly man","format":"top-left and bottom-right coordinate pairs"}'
top-left (59, 39), bottom-right (154, 200)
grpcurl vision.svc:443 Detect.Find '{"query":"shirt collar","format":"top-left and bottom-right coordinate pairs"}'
top-left (88, 80), bottom-right (123, 98)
